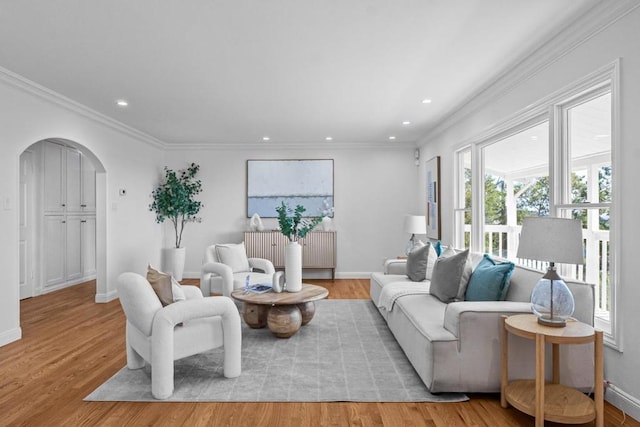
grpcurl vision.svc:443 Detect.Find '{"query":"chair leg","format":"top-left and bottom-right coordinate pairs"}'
top-left (125, 329), bottom-right (145, 369)
top-left (222, 300), bottom-right (242, 378)
top-left (126, 344), bottom-right (145, 370)
top-left (151, 360), bottom-right (174, 400)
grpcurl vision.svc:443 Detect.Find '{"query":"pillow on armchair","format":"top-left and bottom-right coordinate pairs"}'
top-left (215, 242), bottom-right (251, 273)
top-left (146, 265), bottom-right (186, 306)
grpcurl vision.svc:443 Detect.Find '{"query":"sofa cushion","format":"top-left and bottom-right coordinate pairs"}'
top-left (429, 249), bottom-right (470, 303)
top-left (215, 242), bottom-right (251, 273)
top-left (406, 242), bottom-right (433, 281)
top-left (370, 272), bottom-right (413, 307)
top-left (465, 254), bottom-right (515, 301)
top-left (394, 294), bottom-right (456, 342)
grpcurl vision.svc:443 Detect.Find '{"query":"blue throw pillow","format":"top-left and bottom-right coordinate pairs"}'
top-left (433, 240), bottom-right (443, 256)
top-left (464, 254), bottom-right (515, 301)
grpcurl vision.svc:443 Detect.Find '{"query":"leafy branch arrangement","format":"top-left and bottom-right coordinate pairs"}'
top-left (149, 163), bottom-right (203, 248)
top-left (275, 201), bottom-right (324, 242)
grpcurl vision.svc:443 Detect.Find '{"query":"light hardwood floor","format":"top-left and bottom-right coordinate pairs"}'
top-left (0, 278), bottom-right (636, 427)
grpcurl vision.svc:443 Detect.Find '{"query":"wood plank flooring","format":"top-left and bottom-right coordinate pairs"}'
top-left (0, 278), bottom-right (636, 426)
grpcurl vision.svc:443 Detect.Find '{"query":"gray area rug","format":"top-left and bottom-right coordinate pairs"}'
top-left (85, 299), bottom-right (467, 402)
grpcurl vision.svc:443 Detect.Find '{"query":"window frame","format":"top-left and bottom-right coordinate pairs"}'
top-left (453, 59), bottom-right (621, 350)
top-left (553, 82), bottom-right (619, 349)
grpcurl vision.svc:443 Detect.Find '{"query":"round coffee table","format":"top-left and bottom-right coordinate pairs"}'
top-left (231, 283), bottom-right (329, 338)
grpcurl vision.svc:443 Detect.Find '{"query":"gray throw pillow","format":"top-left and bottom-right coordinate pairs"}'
top-left (406, 242), bottom-right (432, 282)
top-left (429, 249), bottom-right (470, 303)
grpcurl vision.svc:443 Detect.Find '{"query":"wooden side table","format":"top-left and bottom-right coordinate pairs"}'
top-left (501, 314), bottom-right (603, 427)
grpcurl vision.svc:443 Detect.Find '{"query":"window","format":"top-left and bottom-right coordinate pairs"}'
top-left (453, 148), bottom-right (471, 249)
top-left (454, 61), bottom-right (619, 348)
top-left (481, 121), bottom-right (549, 260)
top-left (556, 89), bottom-right (614, 336)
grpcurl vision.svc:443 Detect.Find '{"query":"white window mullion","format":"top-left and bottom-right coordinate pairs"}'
top-left (471, 143), bottom-right (483, 254)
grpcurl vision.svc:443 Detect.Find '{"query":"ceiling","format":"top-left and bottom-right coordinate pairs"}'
top-left (0, 0), bottom-right (599, 147)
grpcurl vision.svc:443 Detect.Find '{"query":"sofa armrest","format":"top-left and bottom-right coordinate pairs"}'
top-left (443, 301), bottom-right (532, 338)
top-left (384, 258), bottom-right (407, 275)
top-left (248, 258), bottom-right (275, 275)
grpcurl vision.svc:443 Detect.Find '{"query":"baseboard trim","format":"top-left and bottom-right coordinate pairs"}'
top-left (606, 384), bottom-right (640, 422)
top-left (95, 289), bottom-right (118, 303)
top-left (182, 271), bottom-right (374, 280)
top-left (0, 327), bottom-right (22, 347)
top-left (335, 272), bottom-right (372, 279)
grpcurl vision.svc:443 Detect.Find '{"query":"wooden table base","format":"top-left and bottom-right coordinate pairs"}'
top-left (241, 303), bottom-right (269, 329)
top-left (241, 302), bottom-right (319, 338)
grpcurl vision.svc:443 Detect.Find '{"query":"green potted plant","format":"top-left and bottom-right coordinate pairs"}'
top-left (275, 202), bottom-right (324, 292)
top-left (275, 202), bottom-right (324, 242)
top-left (149, 163), bottom-right (202, 280)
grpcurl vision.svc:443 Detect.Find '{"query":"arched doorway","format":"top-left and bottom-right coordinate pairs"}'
top-left (19, 138), bottom-right (107, 302)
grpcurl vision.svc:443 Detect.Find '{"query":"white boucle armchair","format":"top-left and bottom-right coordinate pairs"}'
top-left (116, 272), bottom-right (242, 399)
top-left (200, 242), bottom-right (275, 297)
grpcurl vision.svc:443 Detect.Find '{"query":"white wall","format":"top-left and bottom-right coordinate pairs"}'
top-left (0, 72), bottom-right (165, 346)
top-left (418, 6), bottom-right (640, 418)
top-left (163, 146), bottom-right (420, 278)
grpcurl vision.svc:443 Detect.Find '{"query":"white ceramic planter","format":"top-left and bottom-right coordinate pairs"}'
top-left (162, 247), bottom-right (186, 281)
top-left (284, 241), bottom-right (302, 292)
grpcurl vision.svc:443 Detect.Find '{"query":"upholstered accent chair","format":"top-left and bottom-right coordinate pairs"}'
top-left (200, 242), bottom-right (275, 297)
top-left (116, 272), bottom-right (242, 399)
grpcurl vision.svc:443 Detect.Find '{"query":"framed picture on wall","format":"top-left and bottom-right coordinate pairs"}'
top-left (247, 159), bottom-right (334, 218)
top-left (425, 156), bottom-right (441, 240)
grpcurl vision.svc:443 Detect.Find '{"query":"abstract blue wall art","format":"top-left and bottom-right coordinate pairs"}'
top-left (247, 159), bottom-right (334, 218)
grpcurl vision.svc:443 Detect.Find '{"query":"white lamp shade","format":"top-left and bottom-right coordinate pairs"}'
top-left (404, 215), bottom-right (426, 235)
top-left (516, 217), bottom-right (584, 265)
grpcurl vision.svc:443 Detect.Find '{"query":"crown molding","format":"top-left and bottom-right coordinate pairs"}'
top-left (0, 66), bottom-right (167, 149)
top-left (420, 0), bottom-right (640, 145)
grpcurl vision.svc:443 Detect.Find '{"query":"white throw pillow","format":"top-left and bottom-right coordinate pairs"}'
top-left (424, 243), bottom-right (438, 280)
top-left (171, 277), bottom-right (186, 302)
top-left (215, 242), bottom-right (251, 273)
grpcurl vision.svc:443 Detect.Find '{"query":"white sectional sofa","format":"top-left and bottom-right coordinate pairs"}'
top-left (370, 252), bottom-right (596, 393)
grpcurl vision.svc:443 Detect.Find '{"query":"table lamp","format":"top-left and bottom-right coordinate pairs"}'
top-left (516, 217), bottom-right (584, 327)
top-left (404, 215), bottom-right (426, 255)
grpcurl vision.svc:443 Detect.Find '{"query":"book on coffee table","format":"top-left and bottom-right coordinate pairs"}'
top-left (245, 283), bottom-right (273, 294)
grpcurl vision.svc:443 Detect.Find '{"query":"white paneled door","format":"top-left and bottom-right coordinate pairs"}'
top-left (19, 150), bottom-right (34, 299)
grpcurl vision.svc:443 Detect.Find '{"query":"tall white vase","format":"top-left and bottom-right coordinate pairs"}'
top-left (162, 247), bottom-right (186, 281)
top-left (285, 241), bottom-right (302, 292)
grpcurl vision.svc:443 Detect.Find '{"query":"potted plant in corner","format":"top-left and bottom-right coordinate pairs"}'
top-left (149, 163), bottom-right (202, 280)
top-left (275, 202), bottom-right (324, 292)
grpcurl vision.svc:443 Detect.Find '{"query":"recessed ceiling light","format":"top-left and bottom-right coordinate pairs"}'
top-left (262, 136), bottom-right (270, 141)
top-left (325, 136), bottom-right (333, 141)
top-left (421, 99), bottom-right (432, 104)
top-left (531, 136), bottom-right (538, 141)
top-left (389, 136), bottom-right (396, 140)
top-left (402, 121), bottom-right (411, 125)
top-left (116, 99), bottom-right (129, 107)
